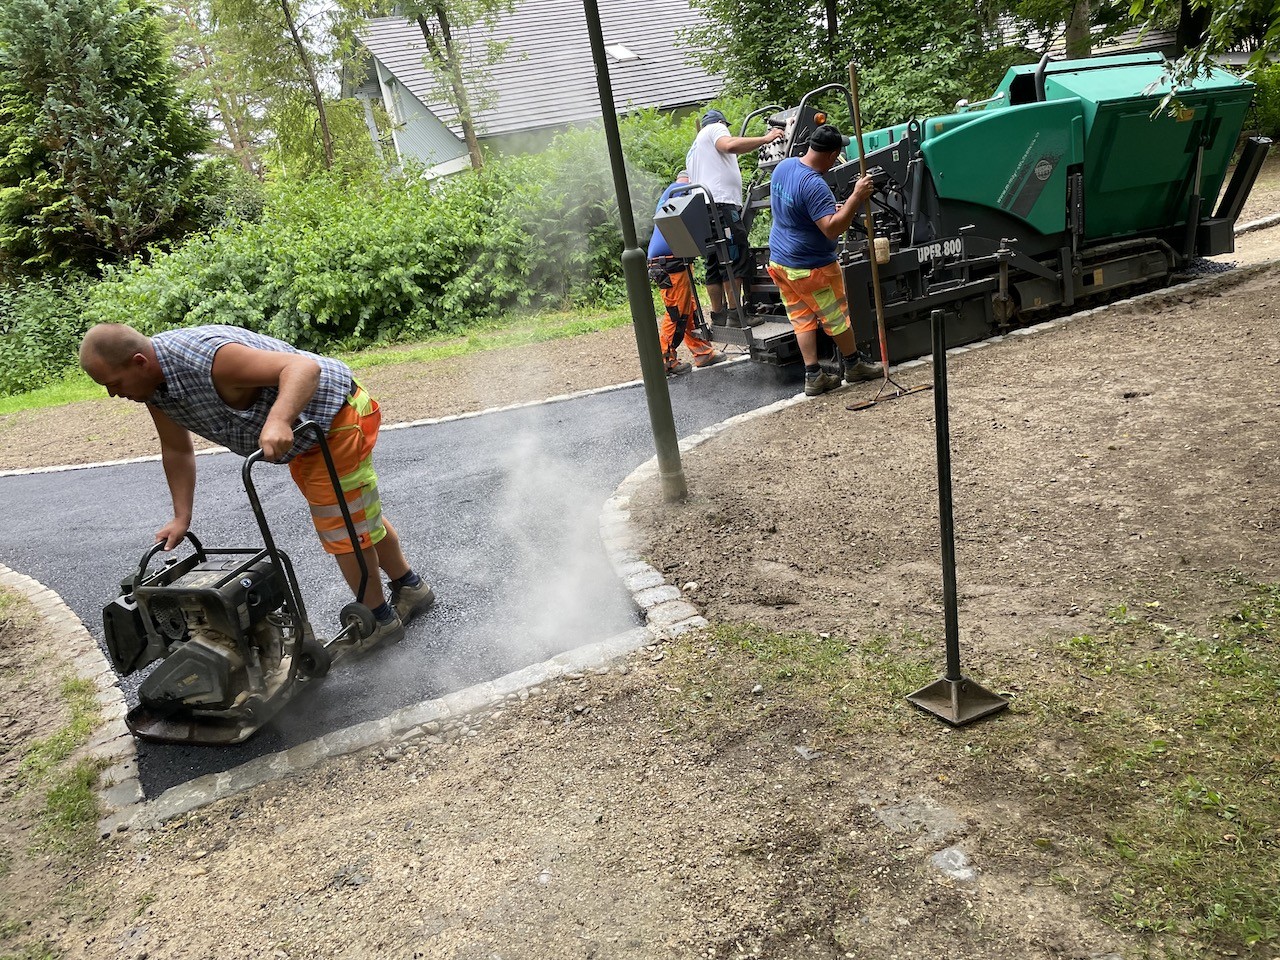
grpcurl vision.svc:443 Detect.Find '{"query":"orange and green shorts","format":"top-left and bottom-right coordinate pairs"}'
top-left (288, 383), bottom-right (386, 556)
top-left (765, 261), bottom-right (851, 337)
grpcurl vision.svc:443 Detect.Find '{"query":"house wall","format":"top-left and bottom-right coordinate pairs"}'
top-left (374, 60), bottom-right (471, 177)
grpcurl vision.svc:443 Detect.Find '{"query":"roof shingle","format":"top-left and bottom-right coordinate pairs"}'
top-left (360, 0), bottom-right (723, 139)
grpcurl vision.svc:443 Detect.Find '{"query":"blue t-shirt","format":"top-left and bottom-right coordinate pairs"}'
top-left (768, 157), bottom-right (838, 268)
top-left (647, 181), bottom-right (687, 259)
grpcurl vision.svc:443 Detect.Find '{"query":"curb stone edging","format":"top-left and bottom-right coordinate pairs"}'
top-left (13, 258), bottom-right (1280, 837)
top-left (97, 623), bottom-right (654, 834)
top-left (0, 564), bottom-right (139, 814)
top-left (1236, 212), bottom-right (1280, 235)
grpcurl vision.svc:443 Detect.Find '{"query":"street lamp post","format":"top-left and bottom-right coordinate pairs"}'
top-left (581, 0), bottom-right (687, 502)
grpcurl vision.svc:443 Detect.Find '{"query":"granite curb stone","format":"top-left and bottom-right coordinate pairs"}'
top-left (0, 564), bottom-right (138, 833)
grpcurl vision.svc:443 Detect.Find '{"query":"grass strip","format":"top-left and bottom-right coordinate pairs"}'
top-left (18, 677), bottom-right (100, 783)
top-left (997, 582), bottom-right (1280, 957)
top-left (0, 305), bottom-right (632, 416)
top-left (659, 586), bottom-right (1279, 959)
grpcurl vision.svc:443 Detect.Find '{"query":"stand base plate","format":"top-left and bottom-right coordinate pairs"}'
top-left (906, 676), bottom-right (1009, 727)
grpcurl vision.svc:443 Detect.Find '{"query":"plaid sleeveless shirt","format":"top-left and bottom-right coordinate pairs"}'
top-left (148, 326), bottom-right (354, 463)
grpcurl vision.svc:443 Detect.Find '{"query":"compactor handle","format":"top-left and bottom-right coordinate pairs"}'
top-left (243, 420), bottom-right (370, 609)
top-left (135, 531), bottom-right (205, 583)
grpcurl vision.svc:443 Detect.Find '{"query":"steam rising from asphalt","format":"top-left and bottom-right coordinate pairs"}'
top-left (437, 415), bottom-right (639, 682)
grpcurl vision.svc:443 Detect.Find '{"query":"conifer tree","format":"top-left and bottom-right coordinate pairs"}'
top-left (0, 0), bottom-right (208, 276)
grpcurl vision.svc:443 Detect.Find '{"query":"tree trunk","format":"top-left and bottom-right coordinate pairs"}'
top-left (417, 7), bottom-right (484, 171)
top-left (1176, 0), bottom-right (1211, 54)
top-left (173, 0), bottom-right (261, 176)
top-left (1065, 0), bottom-right (1091, 59)
top-left (279, 0), bottom-right (333, 169)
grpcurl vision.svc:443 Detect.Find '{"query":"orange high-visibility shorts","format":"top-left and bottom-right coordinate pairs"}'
top-left (766, 261), bottom-right (851, 337)
top-left (288, 383), bottom-right (386, 556)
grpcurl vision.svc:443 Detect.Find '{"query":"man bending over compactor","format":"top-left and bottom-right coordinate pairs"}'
top-left (79, 323), bottom-right (435, 652)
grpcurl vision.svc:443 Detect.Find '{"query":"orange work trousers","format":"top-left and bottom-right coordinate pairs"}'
top-left (653, 262), bottom-right (715, 363)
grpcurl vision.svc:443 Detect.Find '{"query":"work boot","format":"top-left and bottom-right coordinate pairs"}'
top-left (665, 357), bottom-right (692, 375)
top-left (693, 352), bottom-right (726, 369)
top-left (392, 579), bottom-right (436, 624)
top-left (842, 354), bottom-right (883, 383)
top-left (804, 370), bottom-right (842, 397)
top-left (357, 612), bottom-right (405, 654)
top-left (709, 309), bottom-right (730, 326)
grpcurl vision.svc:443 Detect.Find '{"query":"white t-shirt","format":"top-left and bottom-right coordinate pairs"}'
top-left (686, 122), bottom-right (742, 206)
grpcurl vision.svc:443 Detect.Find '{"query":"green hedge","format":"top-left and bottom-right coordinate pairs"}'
top-left (3, 102), bottom-right (752, 393)
top-left (0, 276), bottom-right (91, 395)
top-left (85, 123), bottom-right (694, 352)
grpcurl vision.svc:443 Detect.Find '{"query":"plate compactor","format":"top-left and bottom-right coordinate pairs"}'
top-left (102, 422), bottom-right (383, 745)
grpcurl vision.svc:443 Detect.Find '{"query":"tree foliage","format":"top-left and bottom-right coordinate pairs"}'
top-left (209, 0), bottom-right (340, 171)
top-left (0, 0), bottom-right (208, 276)
top-left (165, 0), bottom-right (269, 175)
top-left (1131, 0), bottom-right (1280, 84)
top-left (681, 0), bottom-right (1041, 129)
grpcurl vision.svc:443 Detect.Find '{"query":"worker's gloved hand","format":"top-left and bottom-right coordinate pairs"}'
top-left (259, 420), bottom-right (295, 461)
top-left (155, 518), bottom-right (189, 551)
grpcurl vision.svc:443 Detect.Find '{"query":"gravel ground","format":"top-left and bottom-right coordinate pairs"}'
top-left (1, 209), bottom-right (1278, 960)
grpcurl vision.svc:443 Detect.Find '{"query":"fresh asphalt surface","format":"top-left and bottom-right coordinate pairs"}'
top-left (0, 359), bottom-right (805, 797)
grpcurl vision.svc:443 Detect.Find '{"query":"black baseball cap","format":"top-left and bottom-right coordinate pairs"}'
top-left (809, 124), bottom-right (850, 152)
top-left (701, 109), bottom-right (728, 127)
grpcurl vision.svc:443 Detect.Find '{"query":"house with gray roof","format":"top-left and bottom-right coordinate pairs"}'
top-left (351, 0), bottom-right (723, 177)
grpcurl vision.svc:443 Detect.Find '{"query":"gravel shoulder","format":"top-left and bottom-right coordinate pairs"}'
top-left (2, 220), bottom-right (1279, 959)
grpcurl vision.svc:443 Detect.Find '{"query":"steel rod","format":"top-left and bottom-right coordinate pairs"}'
top-left (930, 309), bottom-right (963, 681)
top-left (848, 62), bottom-right (892, 381)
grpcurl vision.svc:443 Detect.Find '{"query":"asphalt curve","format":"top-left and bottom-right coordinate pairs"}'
top-left (0, 360), bottom-right (804, 796)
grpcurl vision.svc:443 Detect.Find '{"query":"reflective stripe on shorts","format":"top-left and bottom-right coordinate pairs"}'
top-left (288, 383), bottom-right (387, 556)
top-left (765, 261), bottom-right (851, 337)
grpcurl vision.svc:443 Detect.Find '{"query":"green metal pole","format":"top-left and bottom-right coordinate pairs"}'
top-left (581, 0), bottom-right (687, 502)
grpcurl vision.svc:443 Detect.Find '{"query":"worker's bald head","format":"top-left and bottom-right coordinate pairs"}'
top-left (80, 323), bottom-right (151, 371)
top-left (80, 324), bottom-right (162, 403)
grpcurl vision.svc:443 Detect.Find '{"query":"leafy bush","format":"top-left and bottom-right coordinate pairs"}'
top-left (86, 126), bottom-right (662, 350)
top-left (187, 157), bottom-right (267, 231)
top-left (1248, 61), bottom-right (1280, 139)
top-left (0, 276), bottom-right (91, 395)
top-left (80, 96), bottom-right (769, 354)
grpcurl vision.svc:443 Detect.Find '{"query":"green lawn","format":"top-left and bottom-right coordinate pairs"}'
top-left (0, 305), bottom-right (632, 417)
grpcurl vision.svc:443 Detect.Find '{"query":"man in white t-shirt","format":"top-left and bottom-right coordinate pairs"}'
top-left (685, 109), bottom-right (784, 322)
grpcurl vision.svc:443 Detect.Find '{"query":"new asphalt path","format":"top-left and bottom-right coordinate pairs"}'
top-left (0, 359), bottom-right (804, 797)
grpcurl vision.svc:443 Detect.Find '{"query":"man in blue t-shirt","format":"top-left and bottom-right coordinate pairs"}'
top-left (767, 123), bottom-right (882, 396)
